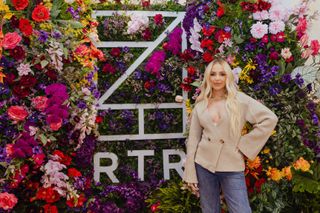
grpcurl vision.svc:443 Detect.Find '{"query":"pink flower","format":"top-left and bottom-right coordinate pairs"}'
top-left (46, 115), bottom-right (63, 131)
top-left (269, 6), bottom-right (288, 21)
top-left (17, 63), bottom-right (32, 76)
top-left (296, 17), bottom-right (307, 34)
top-left (7, 106), bottom-right (28, 121)
top-left (32, 153), bottom-right (46, 168)
top-left (310, 40), bottom-right (320, 56)
top-left (250, 22), bottom-right (268, 39)
top-left (269, 21), bottom-right (285, 35)
top-left (281, 48), bottom-right (292, 60)
top-left (32, 96), bottom-right (48, 111)
top-left (5, 144), bottom-right (14, 157)
top-left (300, 34), bottom-right (309, 47)
top-left (301, 48), bottom-right (312, 59)
top-left (276, 32), bottom-right (285, 43)
top-left (253, 10), bottom-right (269, 21)
top-left (0, 192), bottom-right (18, 210)
top-left (2, 32), bottom-right (22, 50)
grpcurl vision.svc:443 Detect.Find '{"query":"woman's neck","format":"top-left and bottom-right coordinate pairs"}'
top-left (211, 89), bottom-right (227, 100)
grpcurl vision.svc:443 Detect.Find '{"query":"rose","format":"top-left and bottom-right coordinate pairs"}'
top-left (154, 14), bottom-right (163, 25)
top-left (2, 32), bottom-right (22, 49)
top-left (12, 85), bottom-right (30, 98)
top-left (0, 192), bottom-right (18, 210)
top-left (12, 0), bottom-right (29, 10)
top-left (32, 96), bottom-right (48, 111)
top-left (9, 46), bottom-right (26, 61)
top-left (110, 48), bottom-right (121, 57)
top-left (8, 106), bottom-right (28, 121)
top-left (67, 168), bottom-right (82, 178)
top-left (19, 75), bottom-right (37, 88)
top-left (43, 204), bottom-right (58, 213)
top-left (19, 18), bottom-right (33, 36)
top-left (46, 115), bottom-right (63, 131)
top-left (32, 5), bottom-right (50, 22)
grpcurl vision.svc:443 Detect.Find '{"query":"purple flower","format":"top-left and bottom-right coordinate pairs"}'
top-left (12, 132), bottom-right (38, 158)
top-left (52, 30), bottom-right (62, 39)
top-left (269, 84), bottom-right (282, 95)
top-left (166, 27), bottom-right (183, 55)
top-left (294, 73), bottom-right (304, 87)
top-left (0, 56), bottom-right (14, 68)
top-left (77, 101), bottom-right (87, 109)
top-left (312, 114), bottom-right (319, 125)
top-left (182, 4), bottom-right (198, 39)
top-left (281, 74), bottom-right (292, 83)
top-left (224, 26), bottom-right (232, 32)
top-left (67, 6), bottom-right (80, 20)
top-left (145, 50), bottom-right (166, 77)
top-left (38, 30), bottom-right (49, 43)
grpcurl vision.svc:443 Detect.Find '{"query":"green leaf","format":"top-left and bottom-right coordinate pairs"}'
top-left (234, 34), bottom-right (244, 44)
top-left (39, 134), bottom-right (48, 145)
top-left (291, 65), bottom-right (318, 86)
top-left (41, 60), bottom-right (49, 68)
top-left (190, 81), bottom-right (201, 88)
top-left (55, 20), bottom-right (83, 28)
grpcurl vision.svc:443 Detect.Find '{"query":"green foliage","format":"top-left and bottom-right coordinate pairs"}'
top-left (146, 180), bottom-right (201, 213)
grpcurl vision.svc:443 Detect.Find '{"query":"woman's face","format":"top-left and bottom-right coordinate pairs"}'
top-left (209, 63), bottom-right (227, 91)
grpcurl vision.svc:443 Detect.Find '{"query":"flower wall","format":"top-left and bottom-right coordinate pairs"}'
top-left (1, 0), bottom-right (320, 212)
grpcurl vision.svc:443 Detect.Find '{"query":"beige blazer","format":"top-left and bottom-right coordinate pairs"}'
top-left (183, 91), bottom-right (278, 183)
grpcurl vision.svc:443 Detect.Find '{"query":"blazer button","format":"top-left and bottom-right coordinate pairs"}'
top-left (208, 137), bottom-right (211, 141)
top-left (220, 139), bottom-right (224, 144)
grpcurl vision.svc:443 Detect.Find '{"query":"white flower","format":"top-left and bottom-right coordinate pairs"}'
top-left (127, 14), bottom-right (149, 35)
top-left (64, 0), bottom-right (75, 3)
top-left (193, 18), bottom-right (202, 33)
top-left (17, 63), bottom-right (32, 76)
top-left (189, 28), bottom-right (203, 53)
top-left (175, 95), bottom-right (184, 103)
top-left (281, 48), bottom-right (292, 60)
top-left (250, 22), bottom-right (268, 39)
top-left (223, 39), bottom-right (233, 47)
top-left (269, 6), bottom-right (288, 21)
top-left (47, 41), bottom-right (64, 72)
top-left (269, 21), bottom-right (285, 34)
top-left (44, 160), bottom-right (66, 174)
top-left (253, 10), bottom-right (269, 21)
top-left (232, 67), bottom-right (242, 84)
top-left (88, 32), bottom-right (99, 43)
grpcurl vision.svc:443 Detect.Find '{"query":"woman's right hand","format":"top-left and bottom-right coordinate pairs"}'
top-left (187, 183), bottom-right (199, 197)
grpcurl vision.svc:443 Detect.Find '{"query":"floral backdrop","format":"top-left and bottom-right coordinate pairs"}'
top-left (0, 0), bottom-right (320, 212)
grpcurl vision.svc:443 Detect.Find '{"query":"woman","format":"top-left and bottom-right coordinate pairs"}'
top-left (183, 58), bottom-right (278, 213)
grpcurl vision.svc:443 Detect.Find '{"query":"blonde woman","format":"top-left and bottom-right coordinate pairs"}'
top-left (183, 59), bottom-right (278, 213)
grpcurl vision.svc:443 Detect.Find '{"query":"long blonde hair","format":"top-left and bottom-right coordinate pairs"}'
top-left (196, 58), bottom-right (241, 138)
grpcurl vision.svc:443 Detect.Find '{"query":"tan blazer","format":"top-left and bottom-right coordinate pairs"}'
top-left (183, 91), bottom-right (278, 183)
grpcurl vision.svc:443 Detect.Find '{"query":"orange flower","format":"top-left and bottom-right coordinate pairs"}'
top-left (247, 156), bottom-right (261, 170)
top-left (32, 5), bottom-right (50, 22)
top-left (282, 166), bottom-right (292, 181)
top-left (293, 157), bottom-right (310, 172)
top-left (266, 167), bottom-right (283, 182)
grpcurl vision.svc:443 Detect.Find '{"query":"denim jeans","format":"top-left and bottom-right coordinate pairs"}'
top-left (195, 163), bottom-right (252, 213)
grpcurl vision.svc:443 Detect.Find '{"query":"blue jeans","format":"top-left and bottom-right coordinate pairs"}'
top-left (195, 163), bottom-right (252, 213)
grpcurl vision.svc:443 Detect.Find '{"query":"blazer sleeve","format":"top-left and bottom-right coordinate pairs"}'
top-left (183, 107), bottom-right (203, 183)
top-left (237, 95), bottom-right (278, 161)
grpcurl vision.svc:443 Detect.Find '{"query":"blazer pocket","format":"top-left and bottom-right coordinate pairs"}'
top-left (196, 138), bottom-right (224, 168)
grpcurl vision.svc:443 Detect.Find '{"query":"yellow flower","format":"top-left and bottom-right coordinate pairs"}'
top-left (266, 167), bottom-right (283, 182)
top-left (247, 156), bottom-right (261, 170)
top-left (0, 2), bottom-right (13, 19)
top-left (262, 147), bottom-right (270, 154)
top-left (271, 130), bottom-right (276, 136)
top-left (185, 99), bottom-right (192, 115)
top-left (282, 166), bottom-right (292, 181)
top-left (240, 59), bottom-right (256, 84)
top-left (39, 23), bottom-right (53, 31)
top-left (293, 157), bottom-right (311, 172)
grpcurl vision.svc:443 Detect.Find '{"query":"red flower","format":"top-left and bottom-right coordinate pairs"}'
top-left (95, 116), bottom-right (103, 123)
top-left (180, 49), bottom-right (195, 61)
top-left (110, 48), bottom-right (121, 57)
top-left (261, 35), bottom-right (269, 43)
top-left (19, 75), bottom-right (37, 88)
top-left (254, 178), bottom-right (266, 193)
top-left (150, 201), bottom-right (160, 212)
top-left (67, 168), bottom-right (82, 178)
top-left (258, 1), bottom-right (271, 11)
top-left (154, 14), bottom-right (163, 25)
top-left (270, 34), bottom-right (277, 42)
top-left (32, 5), bottom-right (50, 22)
top-left (144, 80), bottom-right (155, 90)
top-left (36, 187), bottom-right (60, 203)
top-left (8, 106), bottom-right (28, 121)
top-left (53, 150), bottom-right (72, 166)
top-left (32, 153), bottom-right (46, 168)
top-left (141, 0), bottom-right (150, 8)
top-left (202, 25), bottom-right (215, 37)
top-left (214, 29), bottom-right (231, 43)
top-left (285, 55), bottom-right (294, 63)
top-left (12, 0), bottom-right (29, 10)
top-left (269, 51), bottom-right (279, 60)
top-left (311, 40), bottom-right (320, 56)
top-left (9, 46), bottom-right (25, 61)
top-left (102, 63), bottom-right (116, 74)
top-left (45, 70), bottom-right (58, 80)
top-left (43, 204), bottom-right (58, 213)
top-left (142, 28), bottom-right (152, 41)
top-left (19, 18), bottom-right (33, 36)
top-left (66, 193), bottom-right (86, 208)
top-left (0, 192), bottom-right (18, 210)
top-left (46, 115), bottom-right (63, 131)
top-left (187, 66), bottom-right (196, 76)
top-left (32, 96), bottom-right (48, 111)
top-left (276, 32), bottom-right (286, 43)
top-left (180, 83), bottom-right (191, 92)
top-left (202, 51), bottom-right (213, 63)
top-left (216, 7), bottom-right (225, 18)
top-left (200, 38), bottom-right (214, 50)
top-left (13, 85), bottom-right (30, 98)
top-left (2, 32), bottom-right (22, 49)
